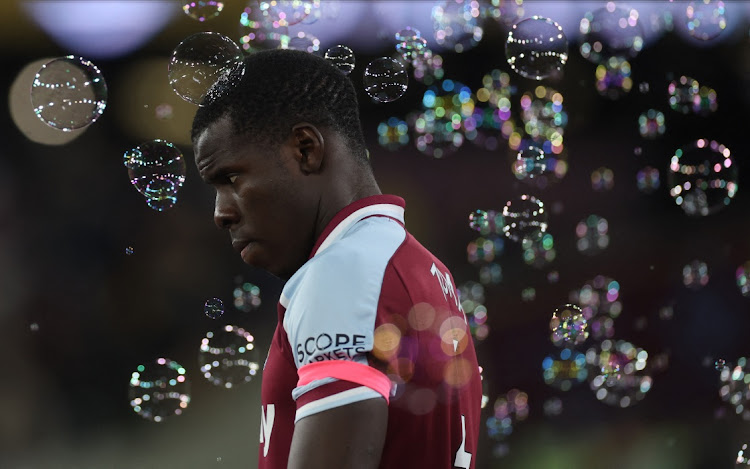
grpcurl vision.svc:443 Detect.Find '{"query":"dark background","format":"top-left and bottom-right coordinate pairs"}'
top-left (2, 1), bottom-right (750, 468)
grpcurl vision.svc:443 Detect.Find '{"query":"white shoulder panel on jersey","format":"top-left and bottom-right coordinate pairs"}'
top-left (281, 215), bottom-right (406, 369)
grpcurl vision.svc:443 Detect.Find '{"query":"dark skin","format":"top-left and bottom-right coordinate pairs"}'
top-left (194, 115), bottom-right (388, 468)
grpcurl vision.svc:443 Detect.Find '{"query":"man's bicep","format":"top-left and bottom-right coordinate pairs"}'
top-left (288, 396), bottom-right (388, 469)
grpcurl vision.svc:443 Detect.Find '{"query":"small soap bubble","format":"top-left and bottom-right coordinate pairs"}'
top-left (586, 339), bottom-right (652, 407)
top-left (233, 282), bottom-right (261, 312)
top-left (363, 58), bottom-right (408, 103)
top-left (521, 287), bottom-right (536, 302)
top-left (576, 214), bottom-right (609, 255)
top-left (505, 16), bottom-right (568, 81)
top-left (547, 271), bottom-right (560, 283)
top-left (432, 2), bottom-right (483, 53)
top-left (595, 56), bottom-right (632, 99)
top-left (550, 304), bottom-right (588, 346)
top-left (668, 139), bottom-right (737, 217)
top-left (287, 31), bottom-right (320, 54)
top-left (199, 325), bottom-right (260, 388)
top-left (659, 305), bottom-right (674, 320)
top-left (737, 262), bottom-right (750, 297)
top-left (634, 146), bottom-right (643, 156)
top-left (522, 233), bottom-right (556, 269)
top-left (467, 236), bottom-right (504, 265)
top-left (638, 82), bottom-right (650, 93)
top-left (395, 27), bottom-right (421, 43)
top-left (324, 45), bottom-right (355, 75)
top-left (125, 246), bottom-right (135, 256)
top-left (479, 262), bottom-right (502, 285)
top-left (737, 443), bottom-right (750, 465)
top-left (239, 4), bottom-right (290, 52)
top-left (259, 0), bottom-right (313, 27)
top-left (468, 209), bottom-right (489, 232)
top-left (685, 0), bottom-right (726, 41)
top-left (204, 298), bottom-right (224, 319)
top-left (543, 397), bottom-right (563, 416)
top-left (683, 259), bottom-right (709, 289)
top-left (638, 109), bottom-right (665, 139)
top-left (543, 349), bottom-right (587, 391)
top-left (123, 140), bottom-right (186, 211)
top-left (502, 194), bottom-right (548, 242)
top-left (377, 117), bottom-right (409, 150)
top-left (637, 166), bottom-right (661, 194)
top-left (513, 146), bottom-right (548, 180)
top-left (591, 167), bottom-right (614, 191)
top-left (168, 32), bottom-right (244, 106)
top-left (30, 56), bottom-right (107, 131)
top-left (396, 36), bottom-right (428, 62)
top-left (579, 5), bottom-right (644, 64)
top-left (668, 76), bottom-right (717, 115)
top-left (129, 358), bottom-right (191, 422)
top-left (29, 323), bottom-right (39, 332)
top-left (716, 358), bottom-right (727, 370)
top-left (182, 1), bottom-right (224, 22)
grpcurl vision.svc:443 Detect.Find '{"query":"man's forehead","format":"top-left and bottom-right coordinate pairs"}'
top-left (194, 116), bottom-right (235, 167)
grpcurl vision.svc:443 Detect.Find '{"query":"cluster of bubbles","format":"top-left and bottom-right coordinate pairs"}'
top-left (395, 27), bottom-right (428, 63)
top-left (468, 209), bottom-right (504, 235)
top-left (458, 281), bottom-right (489, 341)
top-left (637, 166), bottom-right (660, 194)
top-left (377, 117), bottom-right (409, 150)
top-left (668, 139), bottom-right (737, 217)
top-left (30, 56), bottom-right (108, 131)
top-left (199, 325), bottom-right (261, 388)
top-left (129, 358), bottom-right (190, 422)
top-left (413, 79), bottom-right (474, 158)
top-left (233, 281), bottom-right (262, 312)
top-left (682, 259), bottom-right (709, 290)
top-left (324, 45), bottom-right (355, 75)
top-left (719, 357), bottom-right (750, 420)
top-left (505, 16), bottom-right (568, 81)
top-left (123, 140), bottom-right (186, 211)
top-left (595, 57), bottom-right (633, 99)
top-left (168, 32), bottom-right (244, 106)
top-left (550, 304), bottom-right (588, 346)
top-left (668, 75), bottom-right (717, 115)
top-left (204, 298), bottom-right (224, 319)
top-left (502, 194), bottom-right (548, 242)
top-left (182, 1), bottom-right (224, 22)
top-left (638, 109), bottom-right (666, 139)
top-left (591, 167), bottom-right (614, 191)
top-left (576, 215), bottom-right (609, 255)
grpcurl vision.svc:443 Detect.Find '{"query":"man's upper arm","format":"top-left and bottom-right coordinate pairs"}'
top-left (287, 396), bottom-right (388, 469)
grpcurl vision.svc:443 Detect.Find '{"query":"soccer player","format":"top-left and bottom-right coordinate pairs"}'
top-left (192, 49), bottom-right (481, 469)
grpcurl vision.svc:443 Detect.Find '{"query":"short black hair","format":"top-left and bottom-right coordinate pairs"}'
top-left (191, 49), bottom-right (368, 164)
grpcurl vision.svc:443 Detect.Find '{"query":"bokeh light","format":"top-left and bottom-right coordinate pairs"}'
top-left (543, 348), bottom-right (587, 391)
top-left (363, 57), bottom-right (408, 103)
top-left (521, 233), bottom-right (555, 268)
top-left (199, 325), bottom-right (261, 388)
top-left (638, 109), bottom-right (666, 139)
top-left (682, 259), bottom-right (709, 289)
top-left (123, 140), bottom-right (186, 211)
top-left (668, 75), bottom-right (717, 115)
top-left (591, 167), bottom-right (614, 191)
top-left (505, 16), bottom-right (568, 81)
top-left (432, 1), bottom-right (483, 53)
top-left (719, 358), bottom-right (750, 420)
top-left (233, 281), bottom-right (261, 312)
top-left (637, 166), bottom-right (661, 194)
top-left (458, 281), bottom-right (490, 341)
top-left (377, 117), bottom-right (409, 150)
top-left (487, 389), bottom-right (529, 441)
top-left (579, 3), bottom-right (644, 64)
top-left (576, 214), bottom-right (609, 255)
top-left (586, 339), bottom-right (652, 408)
top-left (182, 1), bottom-right (224, 22)
top-left (595, 56), bottom-right (632, 99)
top-left (550, 304), bottom-right (588, 346)
top-left (128, 357), bottom-right (190, 422)
top-left (736, 262), bottom-right (750, 297)
top-left (685, 0), bottom-right (726, 40)
top-left (239, 3), bottom-right (290, 52)
top-left (569, 276), bottom-right (622, 340)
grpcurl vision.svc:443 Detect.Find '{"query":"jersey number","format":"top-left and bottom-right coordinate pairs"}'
top-left (454, 414), bottom-right (472, 468)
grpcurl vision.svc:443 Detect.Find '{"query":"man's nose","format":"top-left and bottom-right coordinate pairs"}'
top-left (214, 191), bottom-right (239, 229)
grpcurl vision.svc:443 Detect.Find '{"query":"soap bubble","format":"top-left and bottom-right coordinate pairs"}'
top-left (204, 298), bottom-right (224, 319)
top-left (458, 281), bottom-right (490, 341)
top-left (29, 323), bottom-right (39, 332)
top-left (543, 348), bottom-right (587, 391)
top-left (199, 325), bottom-right (261, 388)
top-left (467, 236), bottom-right (504, 265)
top-left (637, 166), bottom-right (660, 194)
top-left (363, 58), bottom-right (408, 103)
top-left (396, 36), bottom-right (428, 62)
top-left (512, 146), bottom-right (548, 180)
top-left (591, 167), bottom-right (614, 191)
top-left (412, 50), bottom-right (445, 85)
top-left (502, 194), bottom-right (547, 242)
top-left (668, 139), bottom-right (737, 216)
top-left (468, 210), bottom-right (504, 236)
top-left (324, 45), bottom-right (355, 75)
top-left (737, 443), bottom-right (750, 465)
top-left (638, 109), bottom-right (665, 139)
top-left (569, 276), bottom-right (622, 341)
top-left (125, 246), bottom-right (135, 256)
top-left (685, 0), bottom-right (726, 40)
top-left (259, 0), bottom-right (314, 27)
top-left (239, 4), bottom-right (290, 52)
top-left (595, 57), bottom-right (632, 99)
top-left (468, 209), bottom-right (489, 232)
top-left (521, 287), bottom-right (536, 302)
top-left (432, 1), bottom-right (483, 53)
top-left (479, 263), bottom-right (502, 285)
top-left (716, 358), bottom-right (727, 370)
top-left (736, 262), bottom-right (750, 297)
top-left (124, 140), bottom-right (186, 211)
top-left (30, 56), bottom-right (107, 131)
top-left (484, 0), bottom-right (524, 27)
top-left (543, 397), bottom-right (563, 417)
top-left (182, 1), bottom-right (224, 21)
top-left (129, 357), bottom-right (190, 422)
top-left (377, 117), bottom-right (408, 150)
top-left (586, 339), bottom-right (652, 408)
top-left (487, 389), bottom-right (529, 441)
top-left (521, 233), bottom-right (555, 269)
top-left (550, 304), bottom-right (588, 346)
top-left (505, 16), bottom-right (568, 81)
top-left (287, 31), bottom-right (320, 54)
top-left (579, 4), bottom-right (645, 64)
top-left (668, 76), bottom-right (717, 115)
top-left (576, 215), bottom-right (609, 256)
top-left (168, 32), bottom-right (244, 105)
top-left (233, 281), bottom-right (261, 312)
top-left (682, 259), bottom-right (709, 289)
top-left (719, 357), bottom-right (750, 420)
top-left (395, 26), bottom-right (421, 43)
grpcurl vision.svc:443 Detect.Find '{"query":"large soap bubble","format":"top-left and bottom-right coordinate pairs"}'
top-left (123, 140), bottom-right (187, 211)
top-left (199, 325), bottom-right (261, 388)
top-left (505, 16), bottom-right (568, 81)
top-left (363, 57), bottom-right (408, 103)
top-left (579, 4), bottom-right (645, 64)
top-left (128, 357), bottom-right (190, 422)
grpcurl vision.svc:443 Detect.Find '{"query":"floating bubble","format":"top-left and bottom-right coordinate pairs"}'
top-left (479, 263), bottom-right (502, 285)
top-left (638, 109), bottom-right (665, 139)
top-left (521, 233), bottom-right (555, 268)
top-left (30, 56), bottom-right (107, 131)
top-left (468, 209), bottom-right (489, 232)
top-left (169, 32), bottom-right (244, 106)
top-left (668, 139), bottom-right (737, 217)
top-left (502, 194), bottom-right (548, 242)
top-left (29, 323), bottom-right (39, 332)
top-left (487, 389), bottom-right (529, 441)
top-left (513, 146), bottom-right (548, 180)
top-left (199, 325), bottom-right (260, 388)
top-left (586, 339), bottom-right (652, 408)
top-left (233, 281), bottom-right (261, 312)
top-left (259, 0), bottom-right (314, 27)
top-left (125, 246), bottom-right (135, 256)
top-left (719, 358), bottom-right (750, 420)
top-left (467, 236), bottom-right (504, 265)
top-left (682, 259), bottom-right (709, 289)
top-left (668, 76), bottom-right (717, 115)
top-left (123, 140), bottom-right (186, 211)
top-left (685, 0), bottom-right (726, 40)
top-left (550, 304), bottom-right (588, 346)
top-left (377, 117), bottom-right (408, 150)
top-left (591, 167), bottom-right (614, 191)
top-left (458, 281), bottom-right (490, 341)
top-left (396, 36), bottom-right (428, 63)
top-left (204, 298), bottom-right (224, 319)
top-left (576, 215), bottom-right (609, 256)
top-left (579, 4), bottom-right (645, 64)
top-left (129, 357), bottom-right (190, 422)
top-left (484, 0), bottom-right (525, 27)
top-left (543, 397), bottom-right (563, 416)
top-left (543, 348), bottom-right (587, 391)
top-left (595, 56), bottom-right (632, 99)
top-left (505, 16), bottom-right (568, 81)
top-left (412, 49), bottom-right (445, 86)
top-left (638, 82), bottom-right (650, 93)
top-left (737, 443), bottom-right (750, 465)
top-left (476, 70), bottom-right (514, 122)
top-left (395, 26), bottom-right (421, 43)
top-left (432, 1), bottom-right (483, 53)
top-left (737, 262), bottom-right (750, 297)
top-left (324, 45), bottom-right (355, 75)
top-left (547, 271), bottom-right (560, 283)
top-left (239, 4), bottom-right (290, 52)
top-left (287, 31), bottom-right (320, 54)
top-left (182, 1), bottom-right (224, 21)
top-left (637, 166), bottom-right (660, 194)
top-left (569, 276), bottom-right (622, 340)
top-left (363, 57), bottom-right (408, 103)
top-left (716, 359), bottom-right (727, 370)
top-left (521, 287), bottom-right (536, 302)
top-left (411, 109), bottom-right (463, 159)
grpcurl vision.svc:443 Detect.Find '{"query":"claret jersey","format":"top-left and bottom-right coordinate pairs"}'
top-left (259, 194), bottom-right (482, 469)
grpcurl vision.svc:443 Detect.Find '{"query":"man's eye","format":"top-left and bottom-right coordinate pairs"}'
top-left (228, 175), bottom-right (239, 184)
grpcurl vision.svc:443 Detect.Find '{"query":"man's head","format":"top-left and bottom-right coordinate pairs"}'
top-left (192, 49), bottom-right (375, 279)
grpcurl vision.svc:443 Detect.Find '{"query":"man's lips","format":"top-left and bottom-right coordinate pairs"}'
top-left (232, 239), bottom-right (253, 253)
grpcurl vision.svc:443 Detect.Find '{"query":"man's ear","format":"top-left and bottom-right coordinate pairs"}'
top-left (291, 123), bottom-right (324, 174)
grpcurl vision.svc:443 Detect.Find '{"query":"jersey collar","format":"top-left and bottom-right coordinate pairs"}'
top-left (309, 194), bottom-right (405, 259)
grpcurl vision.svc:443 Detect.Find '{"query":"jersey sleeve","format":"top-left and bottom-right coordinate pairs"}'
top-left (281, 217), bottom-right (406, 423)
